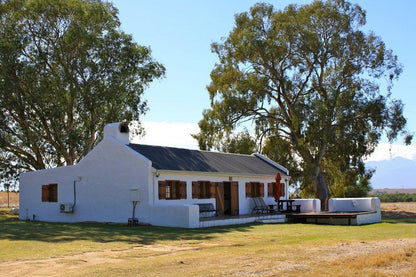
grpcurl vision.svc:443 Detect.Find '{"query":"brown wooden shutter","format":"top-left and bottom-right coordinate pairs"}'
top-left (259, 183), bottom-right (264, 197)
top-left (192, 181), bottom-right (199, 199)
top-left (231, 182), bottom-right (239, 215)
top-left (245, 182), bottom-right (251, 198)
top-left (42, 185), bottom-right (49, 202)
top-left (209, 182), bottom-right (216, 198)
top-left (215, 182), bottom-right (225, 216)
top-left (267, 183), bottom-right (273, 197)
top-left (280, 182), bottom-right (285, 197)
top-left (179, 181), bottom-right (187, 199)
top-left (158, 181), bottom-right (167, 199)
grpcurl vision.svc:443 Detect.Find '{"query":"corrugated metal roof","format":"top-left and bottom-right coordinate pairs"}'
top-left (128, 144), bottom-right (287, 176)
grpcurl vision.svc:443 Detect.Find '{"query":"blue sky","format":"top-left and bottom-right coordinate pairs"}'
top-left (112, 1), bottom-right (416, 157)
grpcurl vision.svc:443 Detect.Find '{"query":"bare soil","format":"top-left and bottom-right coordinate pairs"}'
top-left (0, 237), bottom-right (414, 276)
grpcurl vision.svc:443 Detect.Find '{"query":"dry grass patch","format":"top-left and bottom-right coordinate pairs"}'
top-left (0, 191), bottom-right (19, 208)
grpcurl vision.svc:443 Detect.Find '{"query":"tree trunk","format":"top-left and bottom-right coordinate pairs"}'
top-left (313, 166), bottom-right (330, 211)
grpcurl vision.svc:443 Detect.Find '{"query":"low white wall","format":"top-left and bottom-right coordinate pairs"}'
top-left (328, 197), bottom-right (379, 212)
top-left (328, 197), bottom-right (381, 225)
top-left (148, 204), bottom-right (199, 228)
top-left (292, 199), bottom-right (321, 212)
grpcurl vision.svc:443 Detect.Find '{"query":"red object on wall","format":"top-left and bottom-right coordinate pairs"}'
top-left (274, 172), bottom-right (282, 202)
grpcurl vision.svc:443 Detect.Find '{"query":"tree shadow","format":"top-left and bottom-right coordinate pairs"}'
top-left (0, 214), bottom-right (255, 245)
top-left (382, 210), bottom-right (416, 224)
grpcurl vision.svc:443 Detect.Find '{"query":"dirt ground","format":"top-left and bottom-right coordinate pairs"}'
top-left (0, 238), bottom-right (414, 277)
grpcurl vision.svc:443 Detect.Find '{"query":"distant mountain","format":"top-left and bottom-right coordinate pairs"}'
top-left (365, 157), bottom-right (416, 189)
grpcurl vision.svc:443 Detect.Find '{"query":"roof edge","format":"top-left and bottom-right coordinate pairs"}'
top-left (253, 153), bottom-right (289, 176)
top-left (154, 169), bottom-right (287, 178)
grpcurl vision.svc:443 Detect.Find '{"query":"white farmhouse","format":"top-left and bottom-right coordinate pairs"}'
top-left (19, 122), bottom-right (290, 228)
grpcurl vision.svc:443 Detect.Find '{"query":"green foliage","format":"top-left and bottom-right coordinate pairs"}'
top-left (192, 127), bottom-right (257, 155)
top-left (0, 0), bottom-right (165, 173)
top-left (374, 193), bottom-right (416, 203)
top-left (194, 0), bottom-right (411, 204)
top-left (219, 130), bottom-right (258, 154)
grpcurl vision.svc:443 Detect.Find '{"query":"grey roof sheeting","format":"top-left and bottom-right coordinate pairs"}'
top-left (128, 144), bottom-right (288, 176)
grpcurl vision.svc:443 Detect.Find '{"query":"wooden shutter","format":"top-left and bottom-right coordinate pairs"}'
top-left (231, 182), bottom-right (239, 215)
top-left (215, 182), bottom-right (225, 216)
top-left (42, 185), bottom-right (49, 202)
top-left (209, 182), bottom-right (216, 198)
top-left (158, 181), bottom-right (167, 199)
top-left (245, 182), bottom-right (252, 198)
top-left (268, 183), bottom-right (274, 197)
top-left (259, 183), bottom-right (264, 197)
top-left (280, 182), bottom-right (285, 197)
top-left (179, 181), bottom-right (187, 199)
top-left (192, 181), bottom-right (199, 199)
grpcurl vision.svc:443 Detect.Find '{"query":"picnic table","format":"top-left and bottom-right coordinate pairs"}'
top-left (277, 199), bottom-right (301, 213)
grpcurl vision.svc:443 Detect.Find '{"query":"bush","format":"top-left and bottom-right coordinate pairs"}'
top-left (373, 193), bottom-right (416, 202)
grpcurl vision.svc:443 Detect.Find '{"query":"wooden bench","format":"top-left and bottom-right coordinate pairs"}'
top-left (196, 203), bottom-right (217, 217)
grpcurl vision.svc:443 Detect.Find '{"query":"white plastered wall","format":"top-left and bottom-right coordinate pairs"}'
top-left (292, 199), bottom-right (321, 212)
top-left (19, 132), bottom-right (290, 228)
top-left (19, 136), bottom-right (152, 223)
top-left (152, 171), bottom-right (289, 216)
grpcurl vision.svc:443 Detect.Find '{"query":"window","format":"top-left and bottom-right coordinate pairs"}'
top-left (245, 182), bottom-right (264, 198)
top-left (158, 180), bottom-right (186, 200)
top-left (42, 184), bottom-right (58, 202)
top-left (192, 181), bottom-right (215, 199)
top-left (267, 182), bottom-right (285, 198)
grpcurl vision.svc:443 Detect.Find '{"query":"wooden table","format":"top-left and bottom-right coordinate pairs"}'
top-left (277, 199), bottom-right (295, 212)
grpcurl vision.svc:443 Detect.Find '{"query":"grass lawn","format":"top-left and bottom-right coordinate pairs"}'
top-left (0, 205), bottom-right (415, 276)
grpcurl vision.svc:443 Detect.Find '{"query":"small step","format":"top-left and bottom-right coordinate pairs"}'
top-left (256, 218), bottom-right (286, 224)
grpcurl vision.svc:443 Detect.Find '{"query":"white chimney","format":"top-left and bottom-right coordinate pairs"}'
top-left (103, 122), bottom-right (130, 144)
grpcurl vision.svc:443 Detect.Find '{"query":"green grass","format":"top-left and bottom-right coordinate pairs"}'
top-left (0, 208), bottom-right (415, 276)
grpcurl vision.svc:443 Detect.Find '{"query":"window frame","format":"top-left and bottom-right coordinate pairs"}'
top-left (158, 180), bottom-right (186, 200)
top-left (245, 182), bottom-right (264, 198)
top-left (41, 183), bottom-right (58, 202)
top-left (192, 181), bottom-right (215, 199)
top-left (267, 182), bottom-right (286, 198)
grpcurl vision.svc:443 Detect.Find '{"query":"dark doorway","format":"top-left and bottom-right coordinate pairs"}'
top-left (215, 181), bottom-right (239, 216)
top-left (223, 182), bottom-right (232, 215)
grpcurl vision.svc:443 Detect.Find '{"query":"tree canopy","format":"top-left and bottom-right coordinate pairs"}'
top-left (0, 0), bottom-right (165, 176)
top-left (193, 0), bottom-right (411, 208)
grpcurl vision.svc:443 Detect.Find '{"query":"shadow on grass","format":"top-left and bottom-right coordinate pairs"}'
top-left (381, 211), bottom-right (416, 224)
top-left (0, 212), bottom-right (255, 245)
top-left (382, 217), bottom-right (416, 224)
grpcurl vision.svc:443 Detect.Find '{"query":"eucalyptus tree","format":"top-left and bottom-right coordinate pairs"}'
top-left (0, 0), bottom-right (165, 172)
top-left (194, 0), bottom-right (411, 208)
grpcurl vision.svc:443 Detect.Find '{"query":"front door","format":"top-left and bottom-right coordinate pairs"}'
top-left (216, 182), bottom-right (239, 216)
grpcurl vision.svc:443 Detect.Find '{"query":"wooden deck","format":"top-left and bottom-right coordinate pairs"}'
top-left (287, 211), bottom-right (378, 225)
top-left (198, 210), bottom-right (379, 227)
top-left (199, 213), bottom-right (286, 227)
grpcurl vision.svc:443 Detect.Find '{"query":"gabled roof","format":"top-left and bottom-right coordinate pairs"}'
top-left (128, 144), bottom-right (288, 176)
